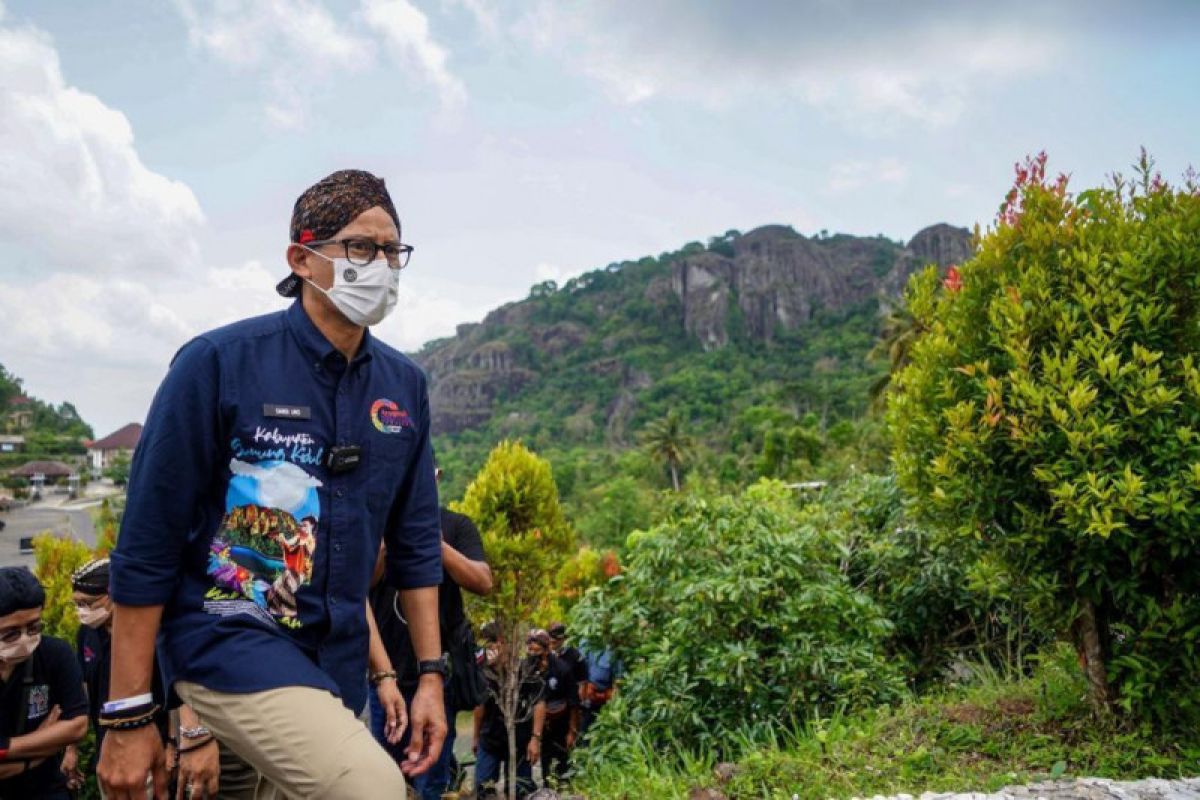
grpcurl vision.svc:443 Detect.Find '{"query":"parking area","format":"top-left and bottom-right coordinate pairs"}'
top-left (0, 496), bottom-right (101, 568)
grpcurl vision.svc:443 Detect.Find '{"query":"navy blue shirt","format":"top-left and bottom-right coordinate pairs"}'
top-left (111, 299), bottom-right (442, 714)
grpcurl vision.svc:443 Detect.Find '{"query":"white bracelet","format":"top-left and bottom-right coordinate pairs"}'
top-left (101, 693), bottom-right (154, 714)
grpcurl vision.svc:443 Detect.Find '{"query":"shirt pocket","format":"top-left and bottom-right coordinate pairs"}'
top-left (366, 430), bottom-right (415, 515)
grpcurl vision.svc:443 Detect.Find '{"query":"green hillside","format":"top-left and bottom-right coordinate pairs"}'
top-left (420, 224), bottom-right (969, 547)
top-left (0, 364), bottom-right (93, 471)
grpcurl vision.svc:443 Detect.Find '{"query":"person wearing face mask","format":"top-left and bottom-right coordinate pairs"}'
top-left (65, 559), bottom-right (253, 800)
top-left (100, 170), bottom-right (446, 799)
top-left (63, 557), bottom-right (154, 795)
top-left (0, 567), bottom-right (88, 799)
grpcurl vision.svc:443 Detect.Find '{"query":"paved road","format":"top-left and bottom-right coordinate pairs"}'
top-left (0, 496), bottom-right (101, 568)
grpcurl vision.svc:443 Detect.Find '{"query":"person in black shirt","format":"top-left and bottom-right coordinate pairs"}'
top-left (0, 567), bottom-right (87, 800)
top-left (542, 622), bottom-right (582, 785)
top-left (472, 630), bottom-right (546, 800)
top-left (370, 480), bottom-right (492, 800)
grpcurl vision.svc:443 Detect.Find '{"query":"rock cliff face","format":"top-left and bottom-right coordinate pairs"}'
top-left (671, 223), bottom-right (971, 350)
top-left (416, 223), bottom-right (972, 435)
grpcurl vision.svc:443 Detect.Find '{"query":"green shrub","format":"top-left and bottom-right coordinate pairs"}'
top-left (33, 533), bottom-right (94, 642)
top-left (810, 474), bottom-right (1051, 684)
top-left (890, 152), bottom-right (1200, 724)
top-left (572, 480), bottom-right (906, 755)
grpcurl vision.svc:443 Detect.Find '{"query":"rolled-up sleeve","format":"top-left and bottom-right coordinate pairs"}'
top-left (384, 372), bottom-right (442, 590)
top-left (110, 338), bottom-right (222, 606)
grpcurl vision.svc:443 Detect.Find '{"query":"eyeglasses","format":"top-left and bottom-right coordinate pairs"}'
top-left (0, 620), bottom-right (43, 643)
top-left (306, 237), bottom-right (413, 269)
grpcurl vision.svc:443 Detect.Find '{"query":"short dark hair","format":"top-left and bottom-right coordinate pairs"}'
top-left (0, 567), bottom-right (45, 617)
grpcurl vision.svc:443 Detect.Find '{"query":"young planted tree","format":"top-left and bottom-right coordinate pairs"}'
top-left (890, 152), bottom-right (1200, 722)
top-left (454, 440), bottom-right (575, 800)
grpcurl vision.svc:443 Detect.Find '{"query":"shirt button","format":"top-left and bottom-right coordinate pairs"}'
top-left (330, 597), bottom-right (338, 606)
top-left (334, 542), bottom-right (343, 552)
top-left (335, 488), bottom-right (345, 498)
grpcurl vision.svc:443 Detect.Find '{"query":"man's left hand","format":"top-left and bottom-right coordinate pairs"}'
top-left (526, 737), bottom-right (540, 764)
top-left (402, 676), bottom-right (446, 777)
top-left (376, 679), bottom-right (408, 745)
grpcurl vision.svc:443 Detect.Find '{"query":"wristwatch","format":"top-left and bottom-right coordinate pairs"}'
top-left (418, 655), bottom-right (449, 677)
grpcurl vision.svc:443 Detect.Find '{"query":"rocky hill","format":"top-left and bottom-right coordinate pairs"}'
top-left (415, 224), bottom-right (972, 437)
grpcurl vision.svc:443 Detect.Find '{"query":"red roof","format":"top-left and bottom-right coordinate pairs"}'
top-left (90, 422), bottom-right (143, 451)
top-left (7, 395), bottom-right (30, 407)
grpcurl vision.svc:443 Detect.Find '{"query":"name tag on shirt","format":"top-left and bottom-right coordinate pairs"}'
top-left (263, 403), bottom-right (311, 420)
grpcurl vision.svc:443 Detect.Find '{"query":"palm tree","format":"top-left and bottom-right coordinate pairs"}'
top-left (640, 410), bottom-right (694, 491)
top-left (868, 303), bottom-right (925, 410)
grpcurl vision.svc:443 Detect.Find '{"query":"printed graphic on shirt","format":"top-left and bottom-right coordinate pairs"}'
top-left (27, 684), bottom-right (49, 719)
top-left (371, 399), bottom-right (413, 433)
top-left (206, 457), bottom-right (322, 628)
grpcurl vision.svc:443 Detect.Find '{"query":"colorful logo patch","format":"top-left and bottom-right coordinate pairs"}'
top-left (371, 399), bottom-right (412, 433)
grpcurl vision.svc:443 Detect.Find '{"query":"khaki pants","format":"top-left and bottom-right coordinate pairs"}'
top-left (177, 681), bottom-right (407, 800)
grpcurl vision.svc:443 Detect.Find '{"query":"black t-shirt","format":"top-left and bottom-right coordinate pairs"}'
top-left (371, 508), bottom-right (486, 692)
top-left (479, 657), bottom-right (545, 755)
top-left (554, 645), bottom-right (588, 687)
top-left (0, 636), bottom-right (88, 799)
top-left (542, 653), bottom-right (578, 716)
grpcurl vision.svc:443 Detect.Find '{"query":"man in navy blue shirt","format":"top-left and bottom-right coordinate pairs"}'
top-left (100, 170), bottom-right (447, 799)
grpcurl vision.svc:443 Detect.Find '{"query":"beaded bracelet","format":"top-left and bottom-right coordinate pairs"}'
top-left (98, 705), bottom-right (158, 724)
top-left (369, 670), bottom-right (398, 685)
top-left (99, 706), bottom-right (161, 731)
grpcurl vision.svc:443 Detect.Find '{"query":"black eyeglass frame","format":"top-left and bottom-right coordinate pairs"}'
top-left (0, 620), bottom-right (44, 643)
top-left (305, 237), bottom-right (414, 269)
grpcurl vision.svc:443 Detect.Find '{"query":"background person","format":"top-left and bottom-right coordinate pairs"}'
top-left (472, 631), bottom-right (546, 800)
top-left (0, 567), bottom-right (88, 800)
top-left (540, 623), bottom-right (582, 786)
top-left (370, 473), bottom-right (492, 800)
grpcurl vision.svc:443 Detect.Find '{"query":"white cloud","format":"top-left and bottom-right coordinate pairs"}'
top-left (173, 0), bottom-right (373, 128)
top-left (363, 0), bottom-right (467, 110)
top-left (515, 1), bottom-right (1060, 131)
top-left (828, 158), bottom-right (909, 193)
top-left (172, 0), bottom-right (466, 125)
top-left (0, 18), bottom-right (204, 274)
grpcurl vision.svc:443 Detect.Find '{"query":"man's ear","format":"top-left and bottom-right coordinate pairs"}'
top-left (286, 243), bottom-right (314, 279)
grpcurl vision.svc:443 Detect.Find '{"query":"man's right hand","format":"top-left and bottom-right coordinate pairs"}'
top-left (99, 725), bottom-right (168, 799)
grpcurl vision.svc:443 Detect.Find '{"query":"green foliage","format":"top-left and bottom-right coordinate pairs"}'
top-left (104, 452), bottom-right (131, 486)
top-left (572, 475), bottom-right (655, 551)
top-left (453, 441), bottom-right (576, 799)
top-left (889, 153), bottom-right (1200, 724)
top-left (0, 362), bottom-right (93, 440)
top-left (543, 545), bottom-right (621, 625)
top-left (572, 480), bottom-right (906, 755)
top-left (32, 533), bottom-right (95, 642)
top-left (575, 644), bottom-right (1200, 800)
top-left (427, 231), bottom-right (894, 529)
top-left (93, 499), bottom-right (120, 555)
top-left (454, 440), bottom-right (576, 627)
top-left (808, 475), bottom-right (1050, 684)
top-left (639, 410), bottom-right (695, 491)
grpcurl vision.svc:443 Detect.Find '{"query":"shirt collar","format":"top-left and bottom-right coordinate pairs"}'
top-left (285, 298), bottom-right (375, 371)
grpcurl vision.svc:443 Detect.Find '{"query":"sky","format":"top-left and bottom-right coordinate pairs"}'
top-left (0, 0), bottom-right (1196, 436)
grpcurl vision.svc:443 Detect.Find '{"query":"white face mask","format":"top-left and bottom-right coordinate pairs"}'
top-left (303, 249), bottom-right (399, 327)
top-left (77, 603), bottom-right (111, 628)
top-left (0, 633), bottom-right (40, 663)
